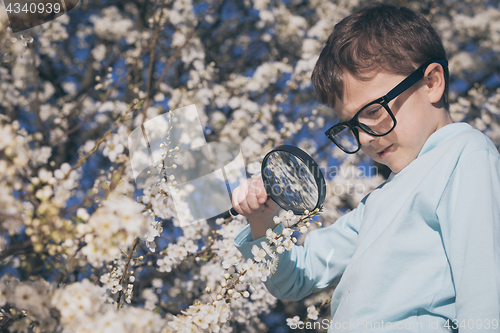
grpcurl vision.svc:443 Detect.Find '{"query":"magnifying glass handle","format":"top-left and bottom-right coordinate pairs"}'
top-left (229, 207), bottom-right (239, 217)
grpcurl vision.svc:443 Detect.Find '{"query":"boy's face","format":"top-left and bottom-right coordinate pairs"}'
top-left (334, 69), bottom-right (451, 173)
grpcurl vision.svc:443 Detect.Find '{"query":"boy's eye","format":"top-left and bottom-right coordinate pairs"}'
top-left (361, 105), bottom-right (382, 118)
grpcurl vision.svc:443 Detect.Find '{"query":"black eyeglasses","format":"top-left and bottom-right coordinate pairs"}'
top-left (325, 59), bottom-right (448, 154)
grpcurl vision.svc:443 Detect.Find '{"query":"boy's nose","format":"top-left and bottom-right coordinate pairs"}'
top-left (357, 129), bottom-right (378, 146)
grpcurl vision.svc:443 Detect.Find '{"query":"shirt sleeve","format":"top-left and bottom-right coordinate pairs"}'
top-left (233, 197), bottom-right (366, 301)
top-left (436, 150), bottom-right (500, 330)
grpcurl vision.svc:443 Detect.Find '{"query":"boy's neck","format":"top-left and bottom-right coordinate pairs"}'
top-left (434, 107), bottom-right (453, 132)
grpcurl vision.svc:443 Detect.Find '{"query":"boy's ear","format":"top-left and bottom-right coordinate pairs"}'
top-left (424, 63), bottom-right (446, 106)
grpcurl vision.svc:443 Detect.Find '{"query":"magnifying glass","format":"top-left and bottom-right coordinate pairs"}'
top-left (230, 145), bottom-right (326, 216)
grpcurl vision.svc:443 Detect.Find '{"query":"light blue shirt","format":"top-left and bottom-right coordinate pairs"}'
top-left (234, 123), bottom-right (500, 332)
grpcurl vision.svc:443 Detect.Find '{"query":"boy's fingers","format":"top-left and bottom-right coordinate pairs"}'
top-left (247, 177), bottom-right (265, 211)
top-left (251, 176), bottom-right (268, 204)
top-left (252, 177), bottom-right (279, 213)
top-left (236, 180), bottom-right (251, 214)
top-left (231, 177), bottom-right (271, 216)
top-left (233, 181), bottom-right (250, 214)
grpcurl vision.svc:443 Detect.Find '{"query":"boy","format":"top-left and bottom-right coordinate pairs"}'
top-left (232, 3), bottom-right (500, 332)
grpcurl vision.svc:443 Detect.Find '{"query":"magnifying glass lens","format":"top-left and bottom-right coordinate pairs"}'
top-left (264, 151), bottom-right (319, 212)
top-left (230, 145), bottom-right (325, 217)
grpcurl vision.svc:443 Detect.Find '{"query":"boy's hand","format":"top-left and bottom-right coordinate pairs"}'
top-left (232, 176), bottom-right (279, 240)
top-left (232, 176), bottom-right (278, 217)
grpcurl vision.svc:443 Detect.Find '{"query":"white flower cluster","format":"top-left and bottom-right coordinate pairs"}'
top-left (99, 254), bottom-right (138, 298)
top-left (0, 275), bottom-right (56, 332)
top-left (157, 237), bottom-right (199, 273)
top-left (156, 222), bottom-right (208, 273)
top-left (307, 305), bottom-right (319, 320)
top-left (103, 134), bottom-right (125, 162)
top-left (241, 209), bottom-right (323, 283)
top-left (102, 123), bottom-right (130, 163)
top-left (140, 180), bottom-right (182, 224)
top-left (52, 279), bottom-right (165, 332)
top-left (51, 279), bottom-right (108, 328)
top-left (249, 242), bottom-right (276, 281)
top-left (0, 166), bottom-right (24, 235)
top-left (0, 119), bottom-right (28, 167)
top-left (286, 315), bottom-right (303, 328)
top-left (78, 194), bottom-right (152, 266)
top-left (0, 119), bottom-right (81, 254)
top-left (203, 210), bottom-right (322, 324)
top-left (167, 301), bottom-right (231, 333)
top-left (141, 286), bottom-right (160, 311)
top-left (286, 305), bottom-right (320, 328)
top-left (89, 7), bottom-right (134, 42)
top-left (160, 216), bottom-right (282, 331)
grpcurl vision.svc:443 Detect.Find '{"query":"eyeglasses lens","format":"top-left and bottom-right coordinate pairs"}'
top-left (330, 126), bottom-right (359, 153)
top-left (358, 103), bottom-right (394, 135)
top-left (329, 103), bottom-right (395, 153)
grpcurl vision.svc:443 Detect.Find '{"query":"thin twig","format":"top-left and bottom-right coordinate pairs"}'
top-left (69, 102), bottom-right (141, 173)
top-left (48, 75), bottom-right (128, 145)
top-left (57, 239), bottom-right (88, 284)
top-left (140, 0), bottom-right (169, 126)
top-left (102, 164), bottom-right (126, 201)
top-left (0, 240), bottom-right (32, 261)
top-left (0, 308), bottom-right (11, 331)
top-left (30, 43), bottom-right (44, 140)
top-left (62, 163), bottom-right (125, 215)
top-left (48, 49), bottom-right (151, 146)
top-left (153, 0), bottom-right (221, 93)
top-left (116, 237), bottom-right (140, 310)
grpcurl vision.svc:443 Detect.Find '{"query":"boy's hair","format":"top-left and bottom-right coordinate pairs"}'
top-left (311, 3), bottom-right (449, 110)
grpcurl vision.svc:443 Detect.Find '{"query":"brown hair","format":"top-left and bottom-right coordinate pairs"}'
top-left (311, 3), bottom-right (449, 110)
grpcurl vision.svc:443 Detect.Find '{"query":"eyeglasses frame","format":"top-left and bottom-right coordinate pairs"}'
top-left (324, 59), bottom-right (449, 154)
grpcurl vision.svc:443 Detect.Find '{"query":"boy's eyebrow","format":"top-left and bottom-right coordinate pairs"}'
top-left (335, 97), bottom-right (378, 123)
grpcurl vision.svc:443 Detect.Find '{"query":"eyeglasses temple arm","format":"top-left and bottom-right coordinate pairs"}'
top-left (385, 60), bottom-right (448, 102)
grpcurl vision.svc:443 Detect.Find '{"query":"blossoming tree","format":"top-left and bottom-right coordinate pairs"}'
top-left (0, 0), bottom-right (499, 332)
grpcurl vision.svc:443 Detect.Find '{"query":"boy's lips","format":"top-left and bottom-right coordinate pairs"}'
top-left (376, 144), bottom-right (393, 158)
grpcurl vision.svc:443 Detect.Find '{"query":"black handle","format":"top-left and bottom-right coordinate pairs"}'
top-left (229, 207), bottom-right (239, 216)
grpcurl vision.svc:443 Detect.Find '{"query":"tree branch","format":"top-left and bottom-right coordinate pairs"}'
top-left (116, 237), bottom-right (140, 310)
top-left (0, 240), bottom-right (32, 261)
top-left (69, 102), bottom-right (141, 173)
top-left (139, 0), bottom-right (169, 126)
top-left (30, 42), bottom-right (44, 141)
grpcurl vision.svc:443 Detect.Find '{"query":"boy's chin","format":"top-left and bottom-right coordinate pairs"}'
top-left (373, 157), bottom-right (401, 174)
top-left (362, 149), bottom-right (406, 174)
